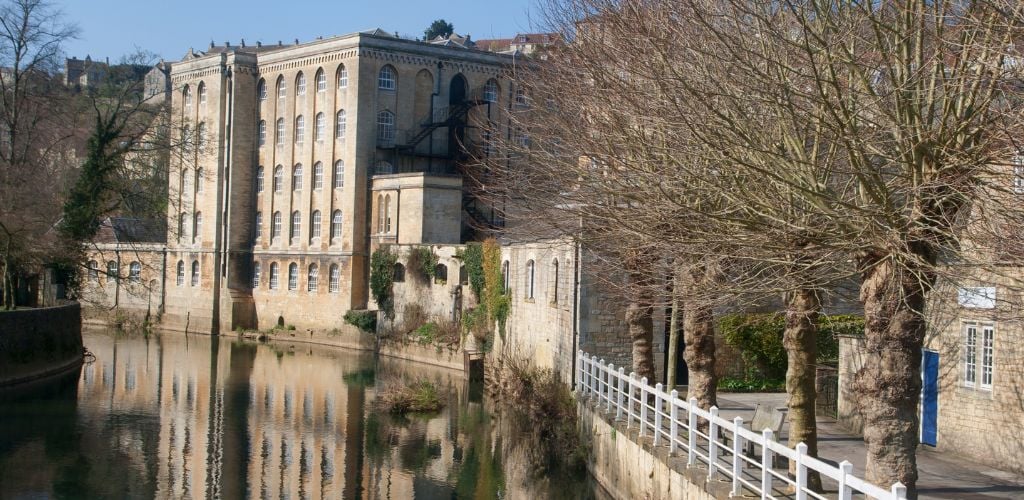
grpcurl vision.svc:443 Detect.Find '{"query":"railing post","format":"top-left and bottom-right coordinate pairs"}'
top-left (590, 356), bottom-right (598, 401)
top-left (892, 482), bottom-right (908, 500)
top-left (653, 383), bottom-right (663, 446)
top-left (627, 372), bottom-right (637, 429)
top-left (616, 367), bottom-right (625, 421)
top-left (639, 377), bottom-right (649, 437)
top-left (761, 429), bottom-right (774, 499)
top-left (606, 363), bottom-right (614, 412)
top-left (731, 417), bottom-right (743, 496)
top-left (837, 460), bottom-right (853, 500)
top-left (708, 406), bottom-right (719, 481)
top-left (598, 358), bottom-right (605, 406)
top-left (576, 350), bottom-right (583, 394)
top-left (795, 442), bottom-right (808, 500)
top-left (687, 397), bottom-right (697, 466)
top-left (669, 390), bottom-right (679, 455)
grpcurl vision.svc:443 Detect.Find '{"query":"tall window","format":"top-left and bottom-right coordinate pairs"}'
top-left (273, 165), bottom-right (283, 192)
top-left (334, 160), bottom-right (345, 188)
top-left (331, 210), bottom-right (343, 240)
top-left (982, 325), bottom-right (994, 389)
top-left (256, 166), bottom-right (264, 193)
top-left (1014, 156), bottom-right (1024, 194)
top-left (272, 211), bottom-right (282, 239)
top-left (258, 120), bottom-right (267, 146)
top-left (329, 264), bottom-right (340, 292)
top-left (502, 260), bottom-right (509, 293)
top-left (315, 112), bottom-right (325, 142)
top-left (337, 65), bottom-right (348, 89)
top-left (290, 211), bottom-right (301, 240)
top-left (176, 260), bottom-right (185, 286)
top-left (183, 85), bottom-right (192, 109)
top-left (966, 323), bottom-right (995, 390)
top-left (295, 115), bottom-right (305, 144)
top-left (195, 168), bottom-right (204, 193)
top-left (277, 76), bottom-right (286, 100)
top-left (193, 212), bottom-right (202, 243)
top-left (307, 264), bottom-right (319, 292)
top-left (258, 79), bottom-right (267, 101)
top-left (335, 110), bottom-right (346, 140)
top-left (525, 260), bottom-right (535, 299)
top-left (191, 260), bottom-right (200, 286)
top-left (107, 261), bottom-right (119, 281)
top-left (196, 122), bottom-right (206, 149)
top-left (197, 82), bottom-right (207, 106)
top-left (129, 262), bottom-right (142, 282)
top-left (288, 263), bottom-right (298, 290)
top-left (515, 87), bottom-right (527, 106)
top-left (269, 262), bottom-right (280, 289)
top-left (377, 110), bottom-right (395, 147)
top-left (484, 79), bottom-right (498, 103)
top-left (315, 69), bottom-right (326, 92)
top-left (252, 261), bottom-right (261, 288)
top-left (87, 260), bottom-right (99, 281)
top-left (179, 212), bottom-right (187, 241)
top-left (254, 211), bottom-right (263, 240)
top-left (310, 210), bottom-right (322, 238)
top-left (296, 72), bottom-right (306, 96)
top-left (276, 118), bottom-right (285, 146)
top-left (313, 162), bottom-right (323, 190)
top-left (384, 195), bottom-right (392, 233)
top-left (378, 65), bottom-right (396, 90)
top-left (374, 161), bottom-right (393, 175)
top-left (292, 164), bottom-right (303, 191)
top-left (551, 259), bottom-right (559, 304)
top-left (377, 195), bottom-right (385, 232)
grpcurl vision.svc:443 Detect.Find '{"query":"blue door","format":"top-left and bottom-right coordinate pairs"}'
top-left (921, 350), bottom-right (939, 446)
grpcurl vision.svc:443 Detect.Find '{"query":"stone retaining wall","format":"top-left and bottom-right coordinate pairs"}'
top-left (0, 303), bottom-right (83, 386)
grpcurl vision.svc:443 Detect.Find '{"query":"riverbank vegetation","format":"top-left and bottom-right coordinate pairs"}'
top-left (378, 378), bottom-right (445, 414)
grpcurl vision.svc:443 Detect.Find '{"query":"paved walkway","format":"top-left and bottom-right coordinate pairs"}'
top-left (717, 392), bottom-right (1024, 499)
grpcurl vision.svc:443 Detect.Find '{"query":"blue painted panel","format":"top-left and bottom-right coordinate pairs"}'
top-left (922, 351), bottom-right (939, 447)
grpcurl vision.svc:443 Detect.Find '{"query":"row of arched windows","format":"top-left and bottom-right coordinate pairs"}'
top-left (258, 109), bottom-right (346, 147)
top-left (510, 258), bottom-right (560, 303)
top-left (252, 261), bottom-right (341, 293)
top-left (181, 82), bottom-right (208, 110)
top-left (255, 209), bottom-right (343, 242)
top-left (175, 260), bottom-right (201, 287)
top-left (86, 260), bottom-right (142, 283)
top-left (258, 66), bottom-right (350, 103)
top-left (256, 161), bottom-right (344, 194)
top-left (177, 211), bottom-right (203, 243)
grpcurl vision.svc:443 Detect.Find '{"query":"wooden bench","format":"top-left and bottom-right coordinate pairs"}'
top-left (747, 403), bottom-right (788, 461)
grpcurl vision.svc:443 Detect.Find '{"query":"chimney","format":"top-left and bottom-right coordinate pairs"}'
top-left (210, 41), bottom-right (215, 49)
top-left (256, 41), bottom-right (262, 48)
top-left (225, 41), bottom-right (230, 48)
top-left (240, 38), bottom-right (246, 47)
top-left (294, 38), bottom-right (299, 45)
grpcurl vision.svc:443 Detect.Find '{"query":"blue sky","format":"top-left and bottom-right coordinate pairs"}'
top-left (55, 0), bottom-right (540, 63)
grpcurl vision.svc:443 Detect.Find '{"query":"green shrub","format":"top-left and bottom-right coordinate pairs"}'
top-left (370, 247), bottom-right (397, 318)
top-left (344, 310), bottom-right (378, 333)
top-left (379, 379), bottom-right (445, 414)
top-left (718, 377), bottom-right (786, 392)
top-left (414, 322), bottom-right (438, 344)
top-left (460, 243), bottom-right (485, 300)
top-left (719, 312), bottom-right (860, 379)
top-left (406, 246), bottom-right (438, 284)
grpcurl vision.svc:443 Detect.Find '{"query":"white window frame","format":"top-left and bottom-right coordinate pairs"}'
top-left (295, 115), bottom-right (305, 144)
top-left (255, 211), bottom-right (262, 239)
top-left (288, 263), bottom-right (298, 290)
top-left (296, 73), bottom-right (306, 96)
top-left (981, 324), bottom-right (994, 390)
top-left (258, 120), bottom-right (267, 146)
top-left (256, 166), bottom-right (264, 193)
top-left (334, 160), bottom-right (345, 188)
top-left (378, 65), bottom-right (395, 90)
top-left (313, 162), bottom-right (323, 190)
top-left (338, 66), bottom-right (348, 89)
top-left (307, 264), bottom-right (319, 292)
top-left (315, 112), bottom-right (325, 142)
top-left (276, 118), bottom-right (285, 146)
top-left (252, 262), bottom-right (261, 288)
top-left (311, 210), bottom-right (321, 239)
top-left (292, 164), bottom-right (303, 191)
top-left (176, 260), bottom-right (185, 286)
top-left (315, 70), bottom-right (326, 93)
top-left (331, 210), bottom-right (343, 240)
top-left (269, 262), bottom-right (279, 289)
top-left (329, 264), bottom-right (340, 292)
top-left (964, 323), bottom-right (977, 388)
top-left (336, 110), bottom-right (346, 140)
top-left (290, 211), bottom-right (301, 240)
top-left (191, 260), bottom-right (200, 287)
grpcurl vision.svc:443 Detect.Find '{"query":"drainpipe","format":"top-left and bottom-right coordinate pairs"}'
top-left (571, 224), bottom-right (582, 389)
top-left (159, 246), bottom-right (167, 315)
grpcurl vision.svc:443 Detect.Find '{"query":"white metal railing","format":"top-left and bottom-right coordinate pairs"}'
top-left (576, 351), bottom-right (907, 500)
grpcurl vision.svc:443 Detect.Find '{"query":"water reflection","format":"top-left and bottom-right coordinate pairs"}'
top-left (0, 329), bottom-right (604, 499)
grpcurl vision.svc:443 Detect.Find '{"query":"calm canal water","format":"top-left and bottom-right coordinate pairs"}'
top-left (0, 329), bottom-right (605, 499)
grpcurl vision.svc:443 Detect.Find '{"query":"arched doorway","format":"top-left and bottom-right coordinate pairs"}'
top-left (448, 74), bottom-right (468, 156)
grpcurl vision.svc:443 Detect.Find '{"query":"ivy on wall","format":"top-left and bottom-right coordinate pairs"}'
top-left (460, 243), bottom-right (485, 300)
top-left (370, 247), bottom-right (397, 319)
top-left (482, 238), bottom-right (509, 336)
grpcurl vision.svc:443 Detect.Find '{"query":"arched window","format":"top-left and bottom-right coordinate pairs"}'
top-left (526, 260), bottom-right (535, 299)
top-left (183, 85), bottom-right (192, 108)
top-left (195, 168), bottom-right (203, 193)
top-left (129, 262), bottom-right (142, 282)
top-left (193, 212), bottom-right (202, 242)
top-left (335, 110), bottom-right (346, 140)
top-left (197, 82), bottom-right (207, 106)
top-left (288, 262), bottom-right (298, 290)
top-left (310, 210), bottom-right (321, 239)
top-left (191, 260), bottom-right (200, 286)
top-left (269, 262), bottom-right (280, 289)
top-left (87, 260), bottom-right (99, 281)
top-left (376, 110), bottom-right (395, 147)
top-left (313, 162), bottom-right (323, 190)
top-left (329, 264), bottom-right (340, 292)
top-left (393, 263), bottom-right (405, 282)
top-left (179, 169), bottom-right (187, 195)
top-left (272, 211), bottom-right (282, 238)
top-left (307, 264), bottom-right (319, 291)
top-left (289, 211), bottom-right (300, 241)
top-left (378, 65), bottom-right (396, 90)
top-left (276, 118), bottom-right (285, 146)
top-left (294, 115), bottom-right (305, 144)
top-left (374, 161), bottom-right (393, 175)
top-left (258, 120), bottom-right (267, 146)
top-left (384, 194), bottom-right (392, 233)
top-left (333, 160), bottom-right (344, 188)
top-left (459, 265), bottom-right (468, 285)
top-left (196, 122), bottom-right (206, 149)
top-left (254, 211), bottom-right (262, 239)
top-left (515, 87), bottom-right (527, 106)
top-left (337, 65), bottom-right (348, 89)
top-left (256, 166), bottom-right (264, 193)
top-left (331, 210), bottom-right (343, 240)
top-left (276, 75), bottom-right (286, 100)
top-left (315, 69), bottom-right (326, 92)
top-left (252, 261), bottom-right (260, 288)
top-left (295, 72), bottom-right (306, 96)
top-left (176, 260), bottom-right (185, 286)
top-left (502, 260), bottom-right (510, 293)
top-left (376, 194), bottom-right (385, 232)
top-left (107, 260), bottom-right (119, 281)
top-left (314, 112), bottom-right (325, 142)
top-left (178, 212), bottom-right (187, 242)
top-left (484, 79), bottom-right (499, 103)
top-left (551, 259), bottom-right (559, 304)
top-left (434, 263), bottom-right (448, 284)
top-left (292, 164), bottom-right (303, 191)
top-left (273, 165), bottom-right (283, 192)
top-left (257, 79), bottom-right (267, 101)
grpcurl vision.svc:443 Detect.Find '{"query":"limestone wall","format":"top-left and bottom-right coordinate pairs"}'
top-left (836, 334), bottom-right (866, 434)
top-left (0, 303), bottom-right (83, 386)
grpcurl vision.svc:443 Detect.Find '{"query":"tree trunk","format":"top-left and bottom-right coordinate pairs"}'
top-left (666, 292), bottom-right (681, 388)
top-left (683, 291), bottom-right (717, 409)
top-left (854, 253), bottom-right (931, 498)
top-left (626, 298), bottom-right (656, 383)
top-left (785, 288), bottom-right (822, 491)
